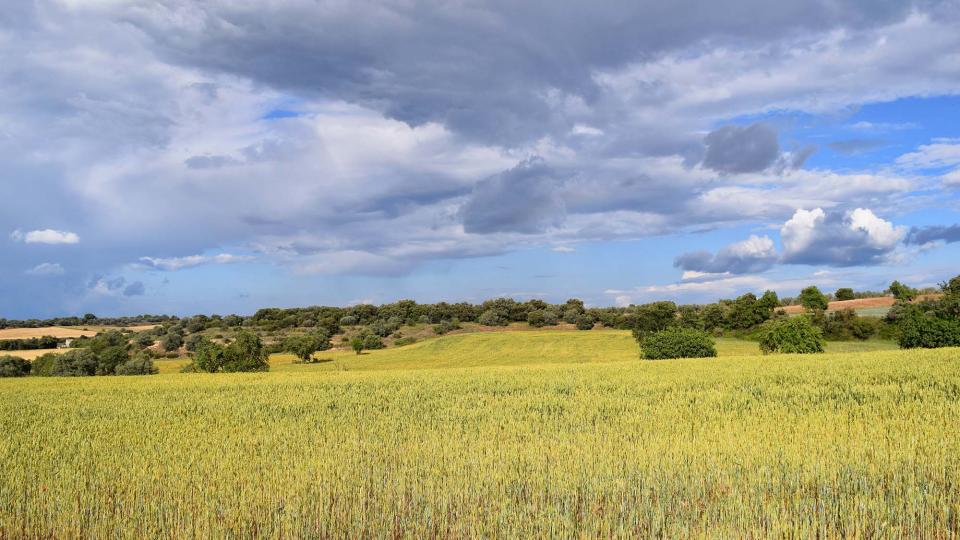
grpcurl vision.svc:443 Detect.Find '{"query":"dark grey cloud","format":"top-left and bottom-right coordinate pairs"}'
top-left (460, 158), bottom-right (565, 234)
top-left (789, 145), bottom-right (818, 170)
top-left (121, 1), bottom-right (929, 145)
top-left (828, 138), bottom-right (885, 155)
top-left (674, 235), bottom-right (777, 274)
top-left (906, 224), bottom-right (960, 245)
top-left (702, 123), bottom-right (780, 174)
top-left (123, 281), bottom-right (146, 296)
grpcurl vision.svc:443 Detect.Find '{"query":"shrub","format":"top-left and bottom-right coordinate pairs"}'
top-left (0, 355), bottom-right (31, 377)
top-left (221, 331), bottom-right (269, 372)
top-left (758, 317), bottom-right (824, 354)
top-left (394, 336), bottom-right (417, 347)
top-left (575, 314), bottom-right (595, 331)
top-left (115, 352), bottom-right (158, 375)
top-left (433, 319), bottom-right (461, 335)
top-left (160, 333), bottom-right (183, 352)
top-left (350, 337), bottom-right (365, 355)
top-left (640, 327), bottom-right (717, 360)
top-left (478, 310), bottom-right (508, 327)
top-left (362, 334), bottom-right (385, 350)
top-left (527, 310), bottom-right (547, 328)
top-left (283, 331), bottom-right (332, 363)
top-left (834, 288), bottom-right (855, 301)
top-left (897, 309), bottom-right (960, 349)
top-left (96, 346), bottom-right (130, 375)
top-left (48, 349), bottom-right (99, 376)
top-left (30, 353), bottom-right (59, 376)
top-left (632, 301), bottom-right (678, 341)
top-left (888, 280), bottom-right (918, 302)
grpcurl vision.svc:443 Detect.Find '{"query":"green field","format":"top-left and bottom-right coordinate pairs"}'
top-left (2, 331), bottom-right (958, 537)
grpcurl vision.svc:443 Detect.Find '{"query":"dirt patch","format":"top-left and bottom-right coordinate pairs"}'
top-left (780, 294), bottom-right (940, 314)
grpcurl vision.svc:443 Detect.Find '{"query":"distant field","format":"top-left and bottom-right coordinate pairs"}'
top-left (0, 324), bottom-right (157, 341)
top-left (1, 332), bottom-right (956, 537)
top-left (781, 294), bottom-right (941, 316)
top-left (0, 348), bottom-right (73, 360)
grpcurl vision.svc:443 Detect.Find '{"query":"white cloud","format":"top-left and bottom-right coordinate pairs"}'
top-left (781, 208), bottom-right (827, 256)
top-left (139, 253), bottom-right (254, 271)
top-left (25, 262), bottom-right (65, 276)
top-left (551, 246), bottom-right (576, 253)
top-left (10, 229), bottom-right (80, 244)
top-left (942, 168), bottom-right (960, 187)
top-left (896, 141), bottom-right (960, 169)
top-left (781, 208), bottom-right (906, 266)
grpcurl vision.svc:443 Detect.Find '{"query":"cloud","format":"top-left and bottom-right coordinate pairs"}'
top-left (10, 229), bottom-right (80, 244)
top-left (123, 281), bottom-right (145, 296)
top-left (674, 235), bottom-right (778, 275)
top-left (702, 123), bottom-right (780, 174)
top-left (460, 158), bottom-right (566, 234)
top-left (551, 246), bottom-right (576, 253)
top-left (905, 224), bottom-right (960, 245)
top-left (828, 139), bottom-right (885, 155)
top-left (896, 140), bottom-right (960, 169)
top-left (138, 253), bottom-right (255, 271)
top-left (25, 262), bottom-right (65, 276)
top-left (780, 208), bottom-right (906, 266)
top-left (942, 168), bottom-right (960, 186)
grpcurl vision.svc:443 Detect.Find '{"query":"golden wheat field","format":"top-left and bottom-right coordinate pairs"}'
top-left (1, 332), bottom-right (959, 538)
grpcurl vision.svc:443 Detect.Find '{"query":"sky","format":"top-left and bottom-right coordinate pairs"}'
top-left (2, 0), bottom-right (960, 318)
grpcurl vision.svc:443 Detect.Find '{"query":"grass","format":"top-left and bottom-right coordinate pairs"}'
top-left (1, 331), bottom-right (955, 537)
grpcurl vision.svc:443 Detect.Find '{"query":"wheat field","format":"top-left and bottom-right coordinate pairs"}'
top-left (1, 332), bottom-right (958, 538)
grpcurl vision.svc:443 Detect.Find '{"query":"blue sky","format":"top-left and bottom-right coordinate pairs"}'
top-left (2, 1), bottom-right (960, 318)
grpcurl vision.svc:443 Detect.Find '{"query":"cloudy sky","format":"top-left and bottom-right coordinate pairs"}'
top-left (3, 0), bottom-right (960, 318)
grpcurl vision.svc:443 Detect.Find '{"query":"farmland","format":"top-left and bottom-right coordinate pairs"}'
top-left (2, 331), bottom-right (958, 537)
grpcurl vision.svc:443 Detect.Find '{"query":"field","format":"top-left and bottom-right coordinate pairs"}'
top-left (2, 331), bottom-right (959, 537)
top-left (0, 325), bottom-right (158, 341)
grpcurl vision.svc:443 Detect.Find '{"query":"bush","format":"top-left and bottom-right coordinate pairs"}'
top-left (758, 317), bottom-right (825, 354)
top-left (283, 331), bottom-right (332, 363)
top-left (394, 336), bottom-right (417, 347)
top-left (160, 333), bottom-right (183, 352)
top-left (0, 355), bottom-right (31, 377)
top-left (30, 353), bottom-right (59, 376)
top-left (222, 331), bottom-right (269, 372)
top-left (799, 286), bottom-right (829, 311)
top-left (47, 349), bottom-right (100, 376)
top-left (362, 334), bottom-right (385, 350)
top-left (477, 310), bottom-right (508, 327)
top-left (527, 310), bottom-right (547, 328)
top-left (897, 309), bottom-right (960, 349)
top-left (640, 327), bottom-right (717, 360)
top-left (834, 288), bottom-right (855, 301)
top-left (575, 314), bottom-right (595, 330)
top-left (115, 352), bottom-right (158, 375)
top-left (433, 319), bottom-right (461, 335)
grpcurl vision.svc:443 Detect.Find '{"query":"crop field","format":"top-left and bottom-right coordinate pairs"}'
top-left (0, 325), bottom-right (159, 341)
top-left (2, 332), bottom-right (958, 537)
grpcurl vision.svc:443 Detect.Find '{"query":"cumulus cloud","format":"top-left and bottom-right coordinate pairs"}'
top-left (10, 229), bottom-right (80, 245)
top-left (780, 208), bottom-right (906, 266)
top-left (702, 123), bottom-right (780, 174)
top-left (674, 235), bottom-right (778, 275)
top-left (25, 262), bottom-right (65, 276)
top-left (460, 158), bottom-right (566, 234)
top-left (138, 253), bottom-right (255, 271)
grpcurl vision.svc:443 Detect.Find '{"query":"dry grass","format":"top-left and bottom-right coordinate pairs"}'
top-left (0, 327), bottom-right (100, 340)
top-left (0, 349), bottom-right (71, 360)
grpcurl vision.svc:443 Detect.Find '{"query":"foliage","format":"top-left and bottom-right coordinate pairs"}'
top-left (798, 286), bottom-right (829, 312)
top-left (46, 349), bottom-right (100, 377)
top-left (640, 327), bottom-right (717, 360)
top-left (283, 331), bottom-right (332, 363)
top-left (222, 331), bottom-right (269, 372)
top-left (160, 332), bottom-right (183, 353)
top-left (888, 280), bottom-right (918, 302)
top-left (575, 314), bottom-right (595, 331)
top-left (115, 352), bottom-right (158, 375)
top-left (758, 316), bottom-right (825, 354)
top-left (631, 301), bottom-right (678, 342)
top-left (350, 337), bottom-right (365, 355)
top-left (821, 309), bottom-right (879, 341)
top-left (0, 355), bottom-right (31, 377)
top-left (834, 288), bottom-right (855, 301)
top-left (433, 319), bottom-right (462, 335)
top-left (394, 336), bottom-right (417, 347)
top-left (477, 309), bottom-right (509, 327)
top-left (362, 334), bottom-right (385, 350)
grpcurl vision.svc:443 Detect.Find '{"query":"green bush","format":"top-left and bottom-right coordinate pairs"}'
top-left (897, 310), bottom-right (960, 349)
top-left (362, 334), bottom-right (385, 350)
top-left (758, 317), bottom-right (824, 354)
top-left (575, 314), bottom-right (595, 331)
top-left (433, 319), bottom-right (461, 335)
top-left (640, 327), bottom-right (717, 360)
top-left (47, 349), bottom-right (99, 376)
top-left (0, 355), bottom-right (31, 377)
top-left (394, 336), bottom-right (417, 347)
top-left (30, 353), bottom-right (59, 376)
top-left (478, 310), bottom-right (508, 327)
top-left (115, 352), bottom-right (158, 375)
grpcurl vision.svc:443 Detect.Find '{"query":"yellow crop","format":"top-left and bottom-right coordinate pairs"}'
top-left (1, 331), bottom-right (957, 537)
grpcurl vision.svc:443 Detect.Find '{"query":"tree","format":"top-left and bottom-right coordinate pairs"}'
top-left (575, 314), bottom-right (595, 330)
top-left (527, 310), bottom-right (547, 328)
top-left (160, 333), bottom-right (183, 353)
top-left (888, 280), bottom-right (918, 302)
top-left (221, 331), bottom-right (269, 372)
top-left (48, 349), bottom-right (99, 376)
top-left (640, 327), bottom-right (716, 360)
top-left (96, 346), bottom-right (130, 375)
top-left (632, 301), bottom-right (678, 341)
top-left (115, 351), bottom-right (158, 375)
top-left (478, 309), bottom-right (508, 327)
top-left (758, 317), bottom-right (824, 354)
top-left (284, 331), bottom-right (331, 363)
top-left (799, 286), bottom-right (829, 312)
top-left (192, 338), bottom-right (226, 372)
top-left (834, 288), bottom-right (855, 301)
top-left (362, 334), bottom-right (385, 350)
top-left (351, 337), bottom-right (365, 355)
top-left (0, 355), bottom-right (31, 377)
top-left (726, 293), bottom-right (768, 330)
